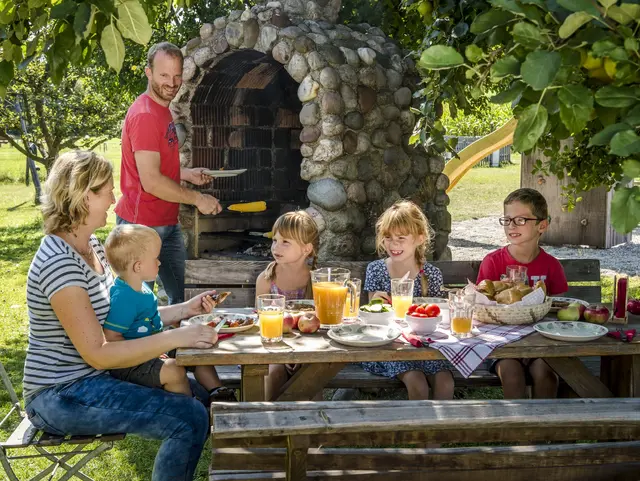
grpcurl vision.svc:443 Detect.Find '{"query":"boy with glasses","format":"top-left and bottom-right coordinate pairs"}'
top-left (477, 188), bottom-right (567, 399)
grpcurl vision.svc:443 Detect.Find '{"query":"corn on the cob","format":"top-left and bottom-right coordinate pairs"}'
top-left (227, 201), bottom-right (267, 213)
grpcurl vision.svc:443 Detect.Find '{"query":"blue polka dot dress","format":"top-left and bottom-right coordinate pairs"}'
top-left (360, 259), bottom-right (452, 378)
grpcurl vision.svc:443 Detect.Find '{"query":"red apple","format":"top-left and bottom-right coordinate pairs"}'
top-left (627, 299), bottom-right (640, 315)
top-left (584, 304), bottom-right (610, 325)
top-left (283, 312), bottom-right (294, 334)
top-left (291, 311), bottom-right (305, 330)
top-left (298, 313), bottom-right (320, 334)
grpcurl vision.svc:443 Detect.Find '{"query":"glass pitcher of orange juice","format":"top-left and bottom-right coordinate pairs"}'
top-left (311, 268), bottom-right (357, 329)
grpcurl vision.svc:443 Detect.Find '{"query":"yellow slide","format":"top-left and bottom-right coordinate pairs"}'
top-left (443, 118), bottom-right (518, 193)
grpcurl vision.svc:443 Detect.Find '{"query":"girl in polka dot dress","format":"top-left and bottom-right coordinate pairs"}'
top-left (362, 201), bottom-right (454, 400)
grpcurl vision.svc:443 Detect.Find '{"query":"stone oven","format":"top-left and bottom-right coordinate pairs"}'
top-left (171, 0), bottom-right (451, 262)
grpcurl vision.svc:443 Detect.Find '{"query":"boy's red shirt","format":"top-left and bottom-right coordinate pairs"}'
top-left (476, 246), bottom-right (568, 296)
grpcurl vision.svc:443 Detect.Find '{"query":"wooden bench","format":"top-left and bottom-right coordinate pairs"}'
top-left (185, 258), bottom-right (602, 307)
top-left (186, 258), bottom-right (601, 393)
top-left (209, 398), bottom-right (640, 480)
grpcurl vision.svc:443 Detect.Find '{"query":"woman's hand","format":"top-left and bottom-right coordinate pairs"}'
top-left (176, 323), bottom-right (219, 349)
top-left (185, 290), bottom-right (217, 317)
top-left (370, 291), bottom-right (392, 303)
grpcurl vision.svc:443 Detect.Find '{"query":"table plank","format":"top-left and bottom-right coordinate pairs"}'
top-left (176, 329), bottom-right (640, 367)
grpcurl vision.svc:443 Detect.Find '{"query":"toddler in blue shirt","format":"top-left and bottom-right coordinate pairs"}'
top-left (104, 224), bottom-right (236, 402)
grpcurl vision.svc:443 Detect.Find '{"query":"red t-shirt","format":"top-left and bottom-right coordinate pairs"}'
top-left (115, 93), bottom-right (180, 226)
top-left (476, 246), bottom-right (568, 295)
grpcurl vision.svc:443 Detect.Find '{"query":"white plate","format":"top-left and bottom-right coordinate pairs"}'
top-left (186, 309), bottom-right (257, 333)
top-left (550, 297), bottom-right (590, 307)
top-left (201, 169), bottom-right (247, 177)
top-left (327, 323), bottom-right (402, 347)
top-left (533, 320), bottom-right (608, 342)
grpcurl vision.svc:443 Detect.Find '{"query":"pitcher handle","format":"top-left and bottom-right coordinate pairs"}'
top-left (344, 279), bottom-right (358, 316)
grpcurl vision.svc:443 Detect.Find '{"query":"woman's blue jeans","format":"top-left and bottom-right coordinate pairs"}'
top-left (25, 373), bottom-right (209, 481)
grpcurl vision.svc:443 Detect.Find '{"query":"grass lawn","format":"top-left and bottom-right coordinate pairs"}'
top-left (448, 158), bottom-right (521, 221)
top-left (0, 144), bottom-right (631, 479)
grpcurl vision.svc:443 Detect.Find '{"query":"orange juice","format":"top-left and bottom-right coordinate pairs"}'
top-left (313, 282), bottom-right (348, 327)
top-left (451, 316), bottom-right (472, 336)
top-left (259, 311), bottom-right (283, 340)
top-left (343, 291), bottom-right (361, 318)
top-left (392, 295), bottom-right (413, 319)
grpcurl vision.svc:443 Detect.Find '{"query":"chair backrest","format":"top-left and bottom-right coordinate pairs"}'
top-left (0, 359), bottom-right (24, 431)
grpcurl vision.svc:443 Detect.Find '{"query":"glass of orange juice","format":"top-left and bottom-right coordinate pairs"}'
top-left (391, 278), bottom-right (414, 319)
top-left (257, 294), bottom-right (285, 343)
top-left (343, 278), bottom-right (362, 322)
top-left (311, 268), bottom-right (357, 329)
top-left (448, 290), bottom-right (474, 338)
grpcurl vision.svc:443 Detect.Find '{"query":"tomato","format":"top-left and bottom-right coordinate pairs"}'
top-left (425, 304), bottom-right (441, 317)
top-left (412, 313), bottom-right (427, 318)
top-left (415, 306), bottom-right (427, 315)
top-left (407, 304), bottom-right (419, 314)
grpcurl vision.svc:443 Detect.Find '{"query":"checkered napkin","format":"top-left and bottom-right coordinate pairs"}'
top-left (403, 323), bottom-right (535, 378)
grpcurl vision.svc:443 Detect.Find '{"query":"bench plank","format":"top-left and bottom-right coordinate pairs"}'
top-left (212, 399), bottom-right (640, 439)
top-left (212, 441), bottom-right (640, 471)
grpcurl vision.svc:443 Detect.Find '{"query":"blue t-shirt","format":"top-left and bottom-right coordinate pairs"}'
top-left (104, 277), bottom-right (163, 339)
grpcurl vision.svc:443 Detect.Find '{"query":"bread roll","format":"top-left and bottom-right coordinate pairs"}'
top-left (477, 279), bottom-right (495, 297)
top-left (495, 287), bottom-right (524, 305)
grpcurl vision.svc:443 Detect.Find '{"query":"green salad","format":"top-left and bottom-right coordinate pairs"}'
top-left (360, 299), bottom-right (393, 313)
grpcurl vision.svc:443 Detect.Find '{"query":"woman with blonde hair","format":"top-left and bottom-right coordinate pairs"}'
top-left (362, 200), bottom-right (454, 400)
top-left (23, 150), bottom-right (218, 481)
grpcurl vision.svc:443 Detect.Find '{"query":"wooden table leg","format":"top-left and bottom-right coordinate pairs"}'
top-left (545, 357), bottom-right (613, 398)
top-left (601, 355), bottom-right (640, 397)
top-left (274, 363), bottom-right (346, 402)
top-left (286, 435), bottom-right (310, 481)
top-left (241, 364), bottom-right (269, 401)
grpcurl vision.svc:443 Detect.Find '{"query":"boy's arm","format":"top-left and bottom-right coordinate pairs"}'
top-left (104, 329), bottom-right (126, 342)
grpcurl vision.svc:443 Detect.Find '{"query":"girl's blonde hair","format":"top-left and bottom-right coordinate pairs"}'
top-left (265, 211), bottom-right (319, 293)
top-left (375, 200), bottom-right (434, 265)
top-left (41, 150), bottom-right (113, 234)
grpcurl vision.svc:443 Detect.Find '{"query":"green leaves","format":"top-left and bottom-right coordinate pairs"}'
top-left (418, 45), bottom-right (464, 70)
top-left (559, 12), bottom-right (593, 38)
top-left (588, 123), bottom-right (633, 146)
top-left (558, 85), bottom-right (593, 134)
top-left (490, 55), bottom-right (520, 78)
top-left (101, 23), bottom-right (125, 73)
top-left (0, 59), bottom-right (14, 97)
top-left (611, 186), bottom-right (640, 233)
top-left (607, 4), bottom-right (640, 25)
top-left (610, 130), bottom-right (640, 156)
top-left (490, 81), bottom-right (526, 103)
top-left (623, 159), bottom-right (640, 179)
top-left (521, 51), bottom-right (561, 90)
top-left (511, 22), bottom-right (545, 49)
top-left (557, 0), bottom-right (601, 17)
top-left (116, 0), bottom-right (153, 45)
top-left (595, 86), bottom-right (640, 108)
top-left (465, 45), bottom-right (484, 63)
top-left (73, 3), bottom-right (92, 41)
top-left (514, 104), bottom-right (548, 151)
top-left (470, 10), bottom-right (515, 34)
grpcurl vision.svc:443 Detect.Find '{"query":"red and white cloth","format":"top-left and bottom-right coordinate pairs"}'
top-left (403, 323), bottom-right (535, 378)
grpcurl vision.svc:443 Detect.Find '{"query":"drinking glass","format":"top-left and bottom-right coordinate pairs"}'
top-left (311, 268), bottom-right (357, 329)
top-left (343, 278), bottom-right (362, 321)
top-left (257, 294), bottom-right (285, 343)
top-left (506, 265), bottom-right (528, 285)
top-left (448, 290), bottom-right (474, 338)
top-left (391, 278), bottom-right (414, 319)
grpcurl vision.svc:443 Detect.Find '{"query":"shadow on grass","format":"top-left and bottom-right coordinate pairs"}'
top-left (0, 218), bottom-right (43, 265)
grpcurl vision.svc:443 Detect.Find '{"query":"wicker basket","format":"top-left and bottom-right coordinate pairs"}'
top-left (474, 298), bottom-right (553, 325)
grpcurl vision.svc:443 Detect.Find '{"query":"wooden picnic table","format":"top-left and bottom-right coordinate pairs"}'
top-left (176, 319), bottom-right (640, 402)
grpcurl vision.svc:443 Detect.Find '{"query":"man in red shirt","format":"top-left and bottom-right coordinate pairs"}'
top-left (116, 42), bottom-right (221, 305)
top-left (477, 188), bottom-right (567, 400)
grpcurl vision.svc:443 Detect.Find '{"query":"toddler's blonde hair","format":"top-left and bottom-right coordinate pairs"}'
top-left (105, 224), bottom-right (161, 275)
top-left (375, 200), bottom-right (434, 265)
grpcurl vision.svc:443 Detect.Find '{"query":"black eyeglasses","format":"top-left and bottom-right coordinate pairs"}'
top-left (499, 216), bottom-right (545, 226)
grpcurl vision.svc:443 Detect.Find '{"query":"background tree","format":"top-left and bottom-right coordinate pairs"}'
top-left (412, 0), bottom-right (640, 234)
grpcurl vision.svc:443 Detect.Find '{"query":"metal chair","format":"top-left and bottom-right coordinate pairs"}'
top-left (0, 360), bottom-right (124, 481)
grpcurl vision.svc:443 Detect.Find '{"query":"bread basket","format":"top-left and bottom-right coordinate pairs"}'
top-left (474, 298), bottom-right (553, 325)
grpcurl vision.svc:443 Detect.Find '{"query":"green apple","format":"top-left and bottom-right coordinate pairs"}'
top-left (557, 305), bottom-right (581, 322)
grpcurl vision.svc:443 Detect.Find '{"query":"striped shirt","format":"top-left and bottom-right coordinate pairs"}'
top-left (23, 234), bottom-right (114, 401)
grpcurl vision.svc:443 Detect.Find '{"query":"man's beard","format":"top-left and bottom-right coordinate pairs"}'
top-left (150, 79), bottom-right (178, 102)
